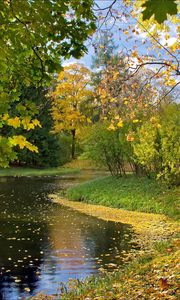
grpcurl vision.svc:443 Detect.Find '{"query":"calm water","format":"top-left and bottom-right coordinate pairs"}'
top-left (0, 173), bottom-right (136, 300)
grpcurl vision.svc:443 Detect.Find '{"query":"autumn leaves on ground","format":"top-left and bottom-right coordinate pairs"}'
top-left (50, 173), bottom-right (179, 300)
top-left (1, 0), bottom-right (180, 300)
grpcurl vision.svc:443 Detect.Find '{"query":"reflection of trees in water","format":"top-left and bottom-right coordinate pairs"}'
top-left (0, 177), bottom-right (53, 299)
top-left (80, 218), bottom-right (136, 266)
top-left (48, 207), bottom-right (136, 270)
top-left (0, 218), bottom-right (50, 299)
top-left (0, 176), bottom-right (136, 299)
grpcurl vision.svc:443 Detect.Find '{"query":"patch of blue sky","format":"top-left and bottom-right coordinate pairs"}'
top-left (62, 0), bottom-right (179, 99)
top-left (63, 0), bottom-right (178, 69)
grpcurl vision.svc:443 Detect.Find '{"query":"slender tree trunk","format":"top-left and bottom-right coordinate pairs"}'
top-left (71, 129), bottom-right (76, 159)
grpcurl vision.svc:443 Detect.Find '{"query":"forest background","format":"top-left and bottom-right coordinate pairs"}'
top-left (0, 0), bottom-right (179, 186)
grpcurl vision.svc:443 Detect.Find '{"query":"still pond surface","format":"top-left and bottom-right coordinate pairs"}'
top-left (0, 172), bottom-right (136, 300)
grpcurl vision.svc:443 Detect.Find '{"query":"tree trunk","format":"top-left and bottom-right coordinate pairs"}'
top-left (71, 129), bottom-right (76, 159)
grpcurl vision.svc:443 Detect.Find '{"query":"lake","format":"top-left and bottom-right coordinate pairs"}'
top-left (0, 172), bottom-right (136, 299)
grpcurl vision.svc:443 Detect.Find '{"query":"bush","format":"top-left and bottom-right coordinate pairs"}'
top-left (133, 103), bottom-right (180, 185)
top-left (82, 122), bottom-right (134, 176)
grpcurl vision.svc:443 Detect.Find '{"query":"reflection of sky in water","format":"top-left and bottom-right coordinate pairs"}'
top-left (0, 174), bottom-right (136, 299)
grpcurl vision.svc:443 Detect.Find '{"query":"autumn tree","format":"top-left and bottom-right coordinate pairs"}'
top-left (0, 0), bottom-right (95, 167)
top-left (93, 0), bottom-right (179, 102)
top-left (51, 64), bottom-right (93, 159)
top-left (11, 86), bottom-right (61, 167)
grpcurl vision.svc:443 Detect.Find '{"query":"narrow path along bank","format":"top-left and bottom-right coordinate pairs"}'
top-left (50, 194), bottom-right (179, 249)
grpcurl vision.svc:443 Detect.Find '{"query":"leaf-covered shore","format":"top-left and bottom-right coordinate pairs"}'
top-left (47, 189), bottom-right (179, 300)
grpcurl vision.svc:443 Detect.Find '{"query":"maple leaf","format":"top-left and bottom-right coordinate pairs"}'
top-left (32, 119), bottom-right (42, 128)
top-left (7, 117), bottom-right (21, 128)
top-left (159, 277), bottom-right (169, 290)
top-left (142, 0), bottom-right (178, 23)
top-left (117, 120), bottom-right (123, 128)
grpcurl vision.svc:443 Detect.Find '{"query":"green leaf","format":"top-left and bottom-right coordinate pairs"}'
top-left (142, 0), bottom-right (178, 23)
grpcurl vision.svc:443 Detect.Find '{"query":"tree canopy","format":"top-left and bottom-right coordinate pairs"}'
top-left (0, 0), bottom-right (95, 167)
top-left (51, 63), bottom-right (93, 159)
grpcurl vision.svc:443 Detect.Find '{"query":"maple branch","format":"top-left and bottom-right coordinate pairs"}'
top-left (136, 19), bottom-right (180, 70)
top-left (95, 0), bottom-right (118, 31)
top-left (138, 65), bottom-right (165, 97)
top-left (160, 81), bottom-right (180, 101)
top-left (94, 0), bottom-right (117, 12)
top-left (122, 6), bottom-right (180, 73)
top-left (10, 1), bottom-right (45, 85)
top-left (94, 2), bottom-right (179, 75)
top-left (31, 46), bottom-right (45, 85)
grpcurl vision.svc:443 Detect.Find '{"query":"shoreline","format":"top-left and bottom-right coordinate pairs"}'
top-left (50, 194), bottom-right (179, 248)
top-left (31, 195), bottom-right (179, 299)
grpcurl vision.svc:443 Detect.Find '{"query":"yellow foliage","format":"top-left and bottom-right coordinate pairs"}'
top-left (132, 119), bottom-right (139, 123)
top-left (9, 135), bottom-right (38, 152)
top-left (2, 114), bottom-right (9, 121)
top-left (108, 124), bottom-right (116, 131)
top-left (52, 63), bottom-right (93, 134)
top-left (32, 119), bottom-right (42, 128)
top-left (7, 117), bottom-right (21, 128)
top-left (117, 120), bottom-right (123, 128)
top-left (22, 117), bottom-right (41, 130)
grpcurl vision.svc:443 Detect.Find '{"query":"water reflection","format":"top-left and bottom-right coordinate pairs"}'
top-left (0, 175), bottom-right (136, 299)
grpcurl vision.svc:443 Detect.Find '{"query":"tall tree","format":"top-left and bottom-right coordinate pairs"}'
top-left (14, 86), bottom-right (61, 167)
top-left (51, 64), bottom-right (93, 159)
top-left (0, 0), bottom-right (95, 167)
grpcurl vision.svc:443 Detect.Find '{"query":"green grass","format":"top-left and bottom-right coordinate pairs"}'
top-left (66, 175), bottom-right (180, 219)
top-left (0, 166), bottom-right (80, 177)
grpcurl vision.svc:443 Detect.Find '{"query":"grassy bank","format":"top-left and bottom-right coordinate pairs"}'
top-left (66, 175), bottom-right (179, 219)
top-left (0, 166), bottom-right (80, 177)
top-left (32, 175), bottom-right (179, 300)
top-left (57, 175), bottom-right (179, 300)
top-left (60, 239), bottom-right (179, 300)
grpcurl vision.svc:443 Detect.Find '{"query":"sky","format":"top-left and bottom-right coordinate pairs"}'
top-left (62, 0), bottom-right (179, 99)
top-left (63, 0), bottom-right (179, 68)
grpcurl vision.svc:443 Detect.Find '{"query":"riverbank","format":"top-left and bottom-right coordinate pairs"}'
top-left (66, 175), bottom-right (179, 220)
top-left (59, 240), bottom-right (179, 300)
top-left (50, 194), bottom-right (179, 249)
top-left (0, 166), bottom-right (80, 177)
top-left (48, 175), bottom-right (179, 300)
top-left (32, 174), bottom-right (179, 300)
top-left (49, 194), bottom-right (179, 300)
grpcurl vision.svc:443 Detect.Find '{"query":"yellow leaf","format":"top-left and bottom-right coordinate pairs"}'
top-left (9, 135), bottom-right (26, 149)
top-left (131, 50), bottom-right (138, 57)
top-left (117, 120), bottom-right (123, 127)
top-left (133, 119), bottom-right (139, 123)
top-left (108, 124), bottom-right (116, 131)
top-left (7, 117), bottom-right (21, 128)
top-left (22, 117), bottom-right (31, 130)
top-left (2, 114), bottom-right (9, 121)
top-left (9, 135), bottom-right (38, 152)
top-left (32, 119), bottom-right (42, 128)
top-left (127, 134), bottom-right (134, 142)
top-left (87, 118), bottom-right (92, 123)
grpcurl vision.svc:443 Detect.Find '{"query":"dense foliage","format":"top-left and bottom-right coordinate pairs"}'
top-left (0, 0), bottom-right (95, 167)
top-left (134, 104), bottom-right (180, 185)
top-left (51, 64), bottom-right (93, 159)
top-left (14, 86), bottom-right (61, 167)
